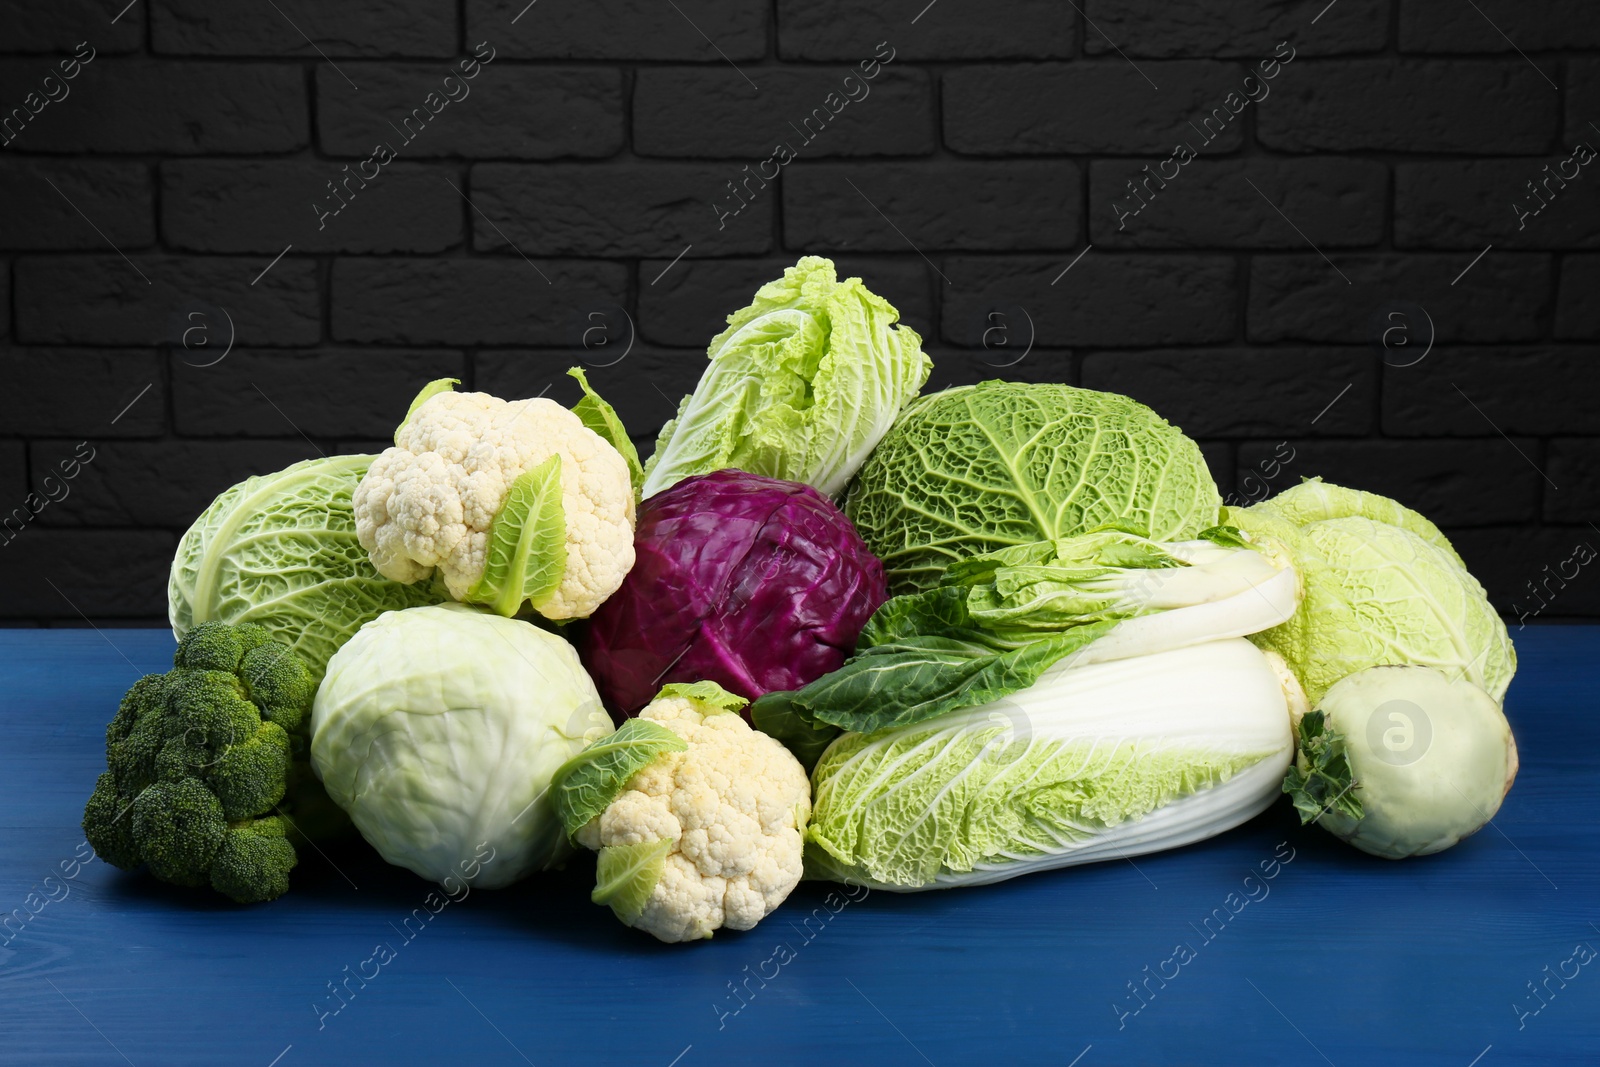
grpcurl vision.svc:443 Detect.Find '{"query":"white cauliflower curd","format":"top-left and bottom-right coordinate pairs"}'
top-left (353, 377), bottom-right (636, 620)
top-left (567, 683), bottom-right (813, 943)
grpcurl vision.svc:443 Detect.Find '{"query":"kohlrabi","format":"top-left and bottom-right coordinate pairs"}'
top-left (1285, 665), bottom-right (1519, 859)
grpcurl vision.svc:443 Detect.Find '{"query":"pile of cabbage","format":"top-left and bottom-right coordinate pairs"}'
top-left (128, 255), bottom-right (1516, 939)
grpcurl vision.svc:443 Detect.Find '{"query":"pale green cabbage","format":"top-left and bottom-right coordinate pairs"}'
top-left (844, 381), bottom-right (1223, 594)
top-left (311, 603), bottom-right (615, 888)
top-left (805, 639), bottom-right (1295, 890)
top-left (1227, 479), bottom-right (1515, 705)
top-left (640, 256), bottom-right (931, 500)
top-left (169, 455), bottom-right (446, 681)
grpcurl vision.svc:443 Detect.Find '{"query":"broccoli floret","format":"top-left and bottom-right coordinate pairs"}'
top-left (131, 778), bottom-right (226, 888)
top-left (83, 772), bottom-right (141, 870)
top-left (82, 622), bottom-right (324, 904)
top-left (238, 645), bottom-right (315, 731)
top-left (210, 818), bottom-right (297, 904)
top-left (209, 722), bottom-right (290, 819)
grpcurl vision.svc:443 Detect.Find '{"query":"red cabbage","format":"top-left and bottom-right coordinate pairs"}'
top-left (579, 469), bottom-right (887, 720)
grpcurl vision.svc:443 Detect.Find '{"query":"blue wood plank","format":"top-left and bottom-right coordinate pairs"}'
top-left (1, 626), bottom-right (1595, 1066)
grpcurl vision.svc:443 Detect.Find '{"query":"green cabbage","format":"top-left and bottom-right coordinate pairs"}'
top-left (311, 603), bottom-right (615, 888)
top-left (1227, 479), bottom-right (1515, 705)
top-left (169, 455), bottom-right (446, 681)
top-left (844, 381), bottom-right (1223, 594)
top-left (640, 256), bottom-right (932, 499)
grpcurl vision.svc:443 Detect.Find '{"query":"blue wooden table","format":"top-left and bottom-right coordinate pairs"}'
top-left (3, 626), bottom-right (1595, 1067)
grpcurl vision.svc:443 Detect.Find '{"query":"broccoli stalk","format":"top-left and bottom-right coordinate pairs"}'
top-left (82, 622), bottom-right (344, 904)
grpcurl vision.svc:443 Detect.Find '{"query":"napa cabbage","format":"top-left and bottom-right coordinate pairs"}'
top-left (640, 256), bottom-right (931, 500)
top-left (805, 639), bottom-right (1299, 890)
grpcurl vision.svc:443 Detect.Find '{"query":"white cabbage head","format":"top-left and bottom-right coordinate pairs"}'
top-left (311, 602), bottom-right (614, 888)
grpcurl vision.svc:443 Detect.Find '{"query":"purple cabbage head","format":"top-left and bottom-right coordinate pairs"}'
top-left (579, 468), bottom-right (888, 720)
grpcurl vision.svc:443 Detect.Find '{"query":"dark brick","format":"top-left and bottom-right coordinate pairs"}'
top-left (784, 162), bottom-right (1080, 252)
top-left (1240, 439), bottom-right (1539, 526)
top-left (1396, 159), bottom-right (1600, 249)
top-left (944, 254), bottom-right (1237, 347)
top-left (332, 258), bottom-right (628, 345)
top-left (472, 164), bottom-right (772, 257)
top-left (0, 440), bottom-right (23, 507)
top-left (477, 0), bottom-right (767, 60)
top-left (0, 60), bottom-right (307, 154)
top-left (633, 68), bottom-right (934, 159)
top-left (1199, 440), bottom-right (1235, 502)
top-left (172, 349), bottom-right (466, 438)
top-left (317, 64), bottom-right (622, 160)
top-left (15, 255), bottom-right (321, 346)
top-left (777, 0), bottom-right (1074, 60)
top-left (0, 348), bottom-right (163, 437)
top-left (1449, 527), bottom-right (1600, 620)
top-left (0, 160), bottom-right (152, 251)
top-left (1399, 0), bottom-right (1600, 52)
top-left (1555, 255), bottom-right (1600, 338)
top-left (153, 0), bottom-right (457, 56)
top-left (1546, 439), bottom-right (1600, 523)
top-left (1570, 60), bottom-right (1600, 144)
top-left (478, 348), bottom-right (706, 442)
top-left (636, 256), bottom-right (935, 348)
top-left (0, 3), bottom-right (142, 54)
top-left (0, 530), bottom-right (175, 618)
top-left (1092, 158), bottom-right (1387, 248)
top-left (1083, 1), bottom-right (1387, 57)
top-left (1081, 348), bottom-right (1377, 437)
top-left (31, 439), bottom-right (317, 527)
top-left (1247, 254), bottom-right (1551, 342)
top-left (1257, 60), bottom-right (1557, 153)
top-left (944, 62), bottom-right (1246, 155)
top-left (1383, 348), bottom-right (1600, 436)
top-left (921, 346), bottom-right (1076, 394)
top-left (161, 161), bottom-right (463, 254)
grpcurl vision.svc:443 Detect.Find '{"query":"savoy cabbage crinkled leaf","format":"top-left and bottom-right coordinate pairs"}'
top-left (844, 381), bottom-right (1223, 594)
top-left (1227, 478), bottom-right (1515, 705)
top-left (169, 455), bottom-right (446, 680)
top-left (640, 256), bottom-right (931, 500)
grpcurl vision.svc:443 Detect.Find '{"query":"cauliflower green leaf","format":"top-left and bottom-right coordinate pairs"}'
top-left (552, 718), bottom-right (687, 839)
top-left (593, 838), bottom-right (675, 925)
top-left (466, 454), bottom-right (568, 619)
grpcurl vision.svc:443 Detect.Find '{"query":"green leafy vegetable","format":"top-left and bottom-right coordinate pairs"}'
top-left (568, 366), bottom-right (643, 493)
top-left (1227, 478), bottom-right (1515, 704)
top-left (845, 381), bottom-right (1223, 594)
top-left (752, 526), bottom-right (1297, 760)
top-left (654, 680), bottom-right (749, 714)
top-left (466, 454), bottom-right (567, 618)
top-left (552, 718), bottom-right (687, 839)
top-left (1282, 711), bottom-right (1363, 824)
top-left (640, 256), bottom-right (932, 499)
top-left (805, 639), bottom-right (1296, 890)
top-left (169, 455), bottom-right (447, 681)
top-left (592, 838), bottom-right (675, 924)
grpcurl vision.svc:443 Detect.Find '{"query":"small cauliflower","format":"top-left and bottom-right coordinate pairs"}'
top-left (353, 371), bottom-right (640, 621)
top-left (555, 682), bottom-right (812, 943)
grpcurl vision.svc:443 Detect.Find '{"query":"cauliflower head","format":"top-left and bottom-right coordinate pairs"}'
top-left (353, 381), bottom-right (636, 620)
top-left (570, 684), bottom-right (812, 943)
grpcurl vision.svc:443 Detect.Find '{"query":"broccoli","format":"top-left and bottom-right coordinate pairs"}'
top-left (83, 622), bottom-right (339, 904)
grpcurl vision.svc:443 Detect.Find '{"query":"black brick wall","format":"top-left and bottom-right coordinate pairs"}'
top-left (1, 0), bottom-right (1595, 626)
